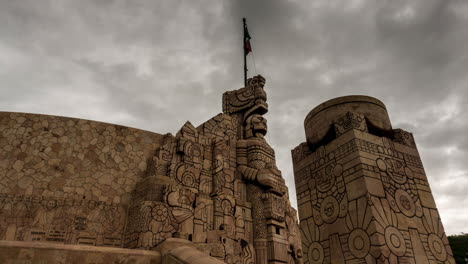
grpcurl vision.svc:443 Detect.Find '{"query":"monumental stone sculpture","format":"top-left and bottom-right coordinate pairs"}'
top-left (0, 80), bottom-right (454, 264)
top-left (292, 96), bottom-right (455, 264)
top-left (0, 75), bottom-right (302, 264)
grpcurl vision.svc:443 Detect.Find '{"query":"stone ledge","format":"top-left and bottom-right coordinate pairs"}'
top-left (0, 240), bottom-right (161, 256)
top-left (0, 240), bottom-right (162, 264)
top-left (156, 238), bottom-right (226, 264)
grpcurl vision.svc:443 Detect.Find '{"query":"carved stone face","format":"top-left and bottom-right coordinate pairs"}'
top-left (250, 114), bottom-right (267, 136)
top-left (222, 74), bottom-right (268, 115)
top-left (248, 75), bottom-right (266, 88)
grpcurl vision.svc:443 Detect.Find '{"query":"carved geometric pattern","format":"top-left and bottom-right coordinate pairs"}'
top-left (0, 194), bottom-right (126, 247)
top-left (124, 75), bottom-right (299, 263)
top-left (0, 77), bottom-right (298, 263)
top-left (293, 127), bottom-right (455, 263)
top-left (334, 111), bottom-right (367, 137)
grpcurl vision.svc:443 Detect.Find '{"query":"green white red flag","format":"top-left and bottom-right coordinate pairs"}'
top-left (244, 23), bottom-right (252, 54)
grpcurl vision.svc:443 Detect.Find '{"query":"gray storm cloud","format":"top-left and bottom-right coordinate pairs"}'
top-left (0, 0), bottom-right (467, 235)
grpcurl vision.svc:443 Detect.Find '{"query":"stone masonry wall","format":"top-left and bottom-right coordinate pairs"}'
top-left (0, 112), bottom-right (164, 247)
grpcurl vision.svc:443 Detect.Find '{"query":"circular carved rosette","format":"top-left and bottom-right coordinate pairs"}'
top-left (151, 203), bottom-right (169, 222)
top-left (348, 229), bottom-right (371, 258)
top-left (428, 234), bottom-right (447, 261)
top-left (395, 189), bottom-right (416, 217)
top-left (384, 226), bottom-right (407, 257)
top-left (320, 196), bottom-right (339, 224)
top-left (307, 242), bottom-right (324, 264)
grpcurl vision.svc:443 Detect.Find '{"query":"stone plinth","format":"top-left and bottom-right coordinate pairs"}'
top-left (292, 96), bottom-right (455, 264)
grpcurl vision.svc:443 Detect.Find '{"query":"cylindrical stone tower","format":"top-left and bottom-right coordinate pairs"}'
top-left (292, 96), bottom-right (455, 264)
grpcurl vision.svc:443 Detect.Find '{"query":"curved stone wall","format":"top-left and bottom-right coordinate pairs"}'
top-left (0, 112), bottom-right (163, 246)
top-left (304, 95), bottom-right (392, 146)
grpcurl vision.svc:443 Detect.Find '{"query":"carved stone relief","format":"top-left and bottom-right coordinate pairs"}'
top-left (0, 194), bottom-right (125, 247)
top-left (0, 76), bottom-right (301, 264)
top-left (293, 97), bottom-right (455, 264)
top-left (120, 75), bottom-right (302, 263)
top-left (333, 111), bottom-right (367, 137)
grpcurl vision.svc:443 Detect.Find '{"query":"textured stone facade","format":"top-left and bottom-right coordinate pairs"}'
top-left (292, 96), bottom-right (455, 264)
top-left (123, 75), bottom-right (301, 264)
top-left (0, 76), bottom-right (301, 264)
top-left (0, 112), bottom-right (163, 248)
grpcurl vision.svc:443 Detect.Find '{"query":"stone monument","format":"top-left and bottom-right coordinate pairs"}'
top-left (0, 76), bottom-right (302, 264)
top-left (292, 96), bottom-right (455, 264)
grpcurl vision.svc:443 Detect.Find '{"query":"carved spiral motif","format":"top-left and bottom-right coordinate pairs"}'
top-left (182, 171), bottom-right (196, 187)
top-left (176, 165), bottom-right (199, 188)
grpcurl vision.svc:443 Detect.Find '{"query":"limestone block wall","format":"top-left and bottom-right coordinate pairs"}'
top-left (0, 112), bottom-right (164, 247)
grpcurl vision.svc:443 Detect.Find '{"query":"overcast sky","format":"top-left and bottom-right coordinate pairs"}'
top-left (1, 0), bottom-right (467, 235)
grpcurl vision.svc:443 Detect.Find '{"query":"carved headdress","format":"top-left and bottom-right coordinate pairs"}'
top-left (222, 75), bottom-right (268, 119)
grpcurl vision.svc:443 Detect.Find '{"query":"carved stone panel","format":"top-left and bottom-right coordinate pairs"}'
top-left (293, 96), bottom-right (455, 264)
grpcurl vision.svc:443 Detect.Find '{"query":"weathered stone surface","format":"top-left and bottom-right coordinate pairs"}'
top-left (123, 75), bottom-right (302, 264)
top-left (0, 112), bottom-right (163, 249)
top-left (0, 76), bottom-right (301, 264)
top-left (292, 96), bottom-right (455, 264)
top-left (156, 238), bottom-right (224, 264)
top-left (0, 240), bottom-right (161, 264)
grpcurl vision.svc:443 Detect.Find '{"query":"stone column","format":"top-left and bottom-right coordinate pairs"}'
top-left (292, 96), bottom-right (455, 264)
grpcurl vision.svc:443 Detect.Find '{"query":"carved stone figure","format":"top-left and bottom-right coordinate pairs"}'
top-left (118, 75), bottom-right (302, 263)
top-left (236, 114), bottom-right (287, 263)
top-left (0, 75), bottom-right (301, 264)
top-left (237, 114), bottom-right (286, 194)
